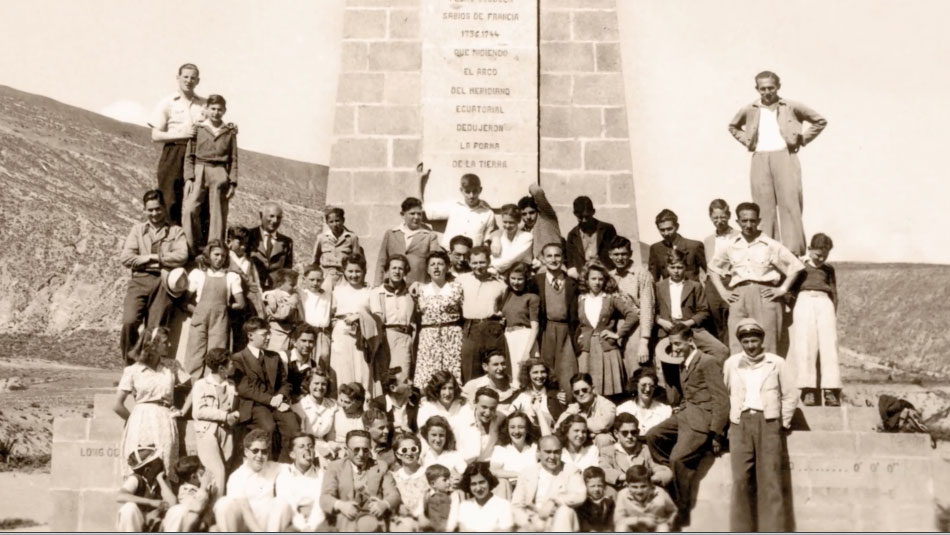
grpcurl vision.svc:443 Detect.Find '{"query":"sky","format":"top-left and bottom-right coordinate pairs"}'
top-left (0, 0), bottom-right (342, 164)
top-left (2, 1), bottom-right (947, 263)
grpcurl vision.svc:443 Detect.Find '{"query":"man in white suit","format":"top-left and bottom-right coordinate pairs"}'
top-left (510, 435), bottom-right (586, 531)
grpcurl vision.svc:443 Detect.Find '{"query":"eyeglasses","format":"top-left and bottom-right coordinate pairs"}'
top-left (397, 445), bottom-right (420, 455)
top-left (618, 430), bottom-right (638, 437)
top-left (247, 447), bottom-right (268, 455)
top-left (572, 387), bottom-right (590, 395)
top-left (350, 447), bottom-right (372, 454)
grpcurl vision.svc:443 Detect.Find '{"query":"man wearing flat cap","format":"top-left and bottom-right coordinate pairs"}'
top-left (722, 318), bottom-right (798, 532)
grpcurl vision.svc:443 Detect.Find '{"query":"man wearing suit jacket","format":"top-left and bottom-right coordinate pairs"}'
top-left (535, 243), bottom-right (580, 402)
top-left (511, 435), bottom-right (586, 531)
top-left (645, 324), bottom-right (729, 527)
top-left (648, 209), bottom-right (706, 282)
top-left (320, 429), bottom-right (401, 532)
top-left (375, 197), bottom-right (442, 287)
top-left (232, 317), bottom-right (300, 462)
top-left (247, 202), bottom-right (294, 290)
top-left (654, 255), bottom-right (729, 363)
top-left (565, 196), bottom-right (617, 276)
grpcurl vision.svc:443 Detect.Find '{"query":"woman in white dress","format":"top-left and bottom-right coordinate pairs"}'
top-left (330, 254), bottom-right (378, 393)
top-left (557, 413), bottom-right (599, 470)
top-left (616, 368), bottom-right (672, 437)
top-left (488, 411), bottom-right (538, 497)
top-left (456, 461), bottom-right (514, 532)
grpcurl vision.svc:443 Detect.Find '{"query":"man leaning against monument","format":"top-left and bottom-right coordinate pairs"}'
top-left (728, 70), bottom-right (827, 256)
top-left (148, 63), bottom-right (206, 226)
top-left (708, 202), bottom-right (805, 356)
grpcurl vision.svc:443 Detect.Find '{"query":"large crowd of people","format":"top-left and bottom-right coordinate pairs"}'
top-left (112, 64), bottom-right (834, 532)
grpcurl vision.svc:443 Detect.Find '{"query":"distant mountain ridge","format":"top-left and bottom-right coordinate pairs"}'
top-left (0, 85), bottom-right (327, 335)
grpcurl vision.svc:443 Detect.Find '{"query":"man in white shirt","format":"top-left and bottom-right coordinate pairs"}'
top-left (213, 429), bottom-right (293, 531)
top-left (728, 71), bottom-right (827, 256)
top-left (722, 318), bottom-right (797, 532)
top-left (275, 433), bottom-right (327, 531)
top-left (424, 173), bottom-right (496, 250)
top-left (510, 435), bottom-right (585, 531)
top-left (452, 387), bottom-right (504, 463)
top-left (456, 247), bottom-right (510, 382)
top-left (149, 63), bottom-right (206, 226)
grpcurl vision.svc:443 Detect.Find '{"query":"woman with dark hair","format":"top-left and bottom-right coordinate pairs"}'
top-left (413, 251), bottom-right (465, 389)
top-left (557, 413), bottom-right (598, 469)
top-left (576, 261), bottom-right (637, 397)
top-left (114, 327), bottom-right (191, 478)
top-left (457, 461), bottom-right (514, 532)
top-left (419, 415), bottom-right (467, 477)
top-left (416, 370), bottom-right (467, 430)
top-left (617, 367), bottom-right (672, 436)
top-left (508, 358), bottom-right (565, 435)
top-left (500, 262), bottom-right (540, 385)
top-left (389, 432), bottom-right (429, 531)
top-left (556, 373), bottom-right (617, 448)
top-left (489, 411), bottom-right (538, 493)
top-left (330, 253), bottom-right (379, 393)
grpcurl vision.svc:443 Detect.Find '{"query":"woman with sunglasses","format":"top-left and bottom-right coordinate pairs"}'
top-left (457, 461), bottom-right (514, 532)
top-left (616, 368), bottom-right (672, 437)
top-left (389, 432), bottom-right (428, 532)
top-left (419, 415), bottom-right (467, 482)
top-left (508, 358), bottom-right (565, 436)
top-left (557, 413), bottom-right (599, 470)
top-left (489, 411), bottom-right (538, 497)
top-left (555, 373), bottom-right (617, 449)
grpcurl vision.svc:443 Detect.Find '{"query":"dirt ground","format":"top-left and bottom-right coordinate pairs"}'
top-left (0, 344), bottom-right (946, 529)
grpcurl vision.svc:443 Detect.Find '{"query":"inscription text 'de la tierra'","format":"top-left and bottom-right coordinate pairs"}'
top-left (421, 0), bottom-right (538, 207)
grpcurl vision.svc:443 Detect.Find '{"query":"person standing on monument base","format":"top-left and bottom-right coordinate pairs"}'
top-left (728, 70), bottom-right (827, 256)
top-left (566, 196), bottom-right (617, 278)
top-left (375, 197), bottom-right (440, 287)
top-left (247, 202), bottom-right (294, 290)
top-left (518, 183), bottom-right (562, 269)
top-left (648, 209), bottom-right (706, 283)
top-left (424, 173), bottom-right (496, 251)
top-left (149, 63), bottom-right (206, 226)
top-left (120, 189), bottom-right (189, 364)
top-left (703, 199), bottom-right (740, 346)
top-left (722, 318), bottom-right (797, 533)
top-left (708, 202), bottom-right (805, 356)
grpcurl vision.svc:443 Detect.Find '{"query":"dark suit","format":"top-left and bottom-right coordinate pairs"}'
top-left (648, 234), bottom-right (706, 282)
top-left (645, 351), bottom-right (729, 520)
top-left (565, 220), bottom-right (617, 271)
top-left (319, 458), bottom-right (401, 531)
top-left (654, 279), bottom-right (728, 362)
top-left (369, 392), bottom-right (421, 434)
top-left (231, 346), bottom-right (299, 462)
top-left (535, 272), bottom-right (579, 401)
top-left (247, 227), bottom-right (294, 290)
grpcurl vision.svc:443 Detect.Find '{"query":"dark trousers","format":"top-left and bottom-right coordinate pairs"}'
top-left (729, 411), bottom-right (790, 532)
top-left (249, 404), bottom-right (299, 463)
top-left (460, 320), bottom-right (508, 383)
top-left (705, 277), bottom-right (730, 346)
top-left (645, 414), bottom-right (712, 518)
top-left (157, 141), bottom-right (188, 225)
top-left (120, 273), bottom-right (172, 364)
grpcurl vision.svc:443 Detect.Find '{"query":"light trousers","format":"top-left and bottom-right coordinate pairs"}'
top-left (751, 150), bottom-right (806, 256)
top-left (727, 283), bottom-right (785, 356)
top-left (789, 291), bottom-right (840, 389)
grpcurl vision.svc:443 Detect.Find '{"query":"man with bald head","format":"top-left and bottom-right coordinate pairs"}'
top-left (248, 203), bottom-right (294, 290)
top-left (511, 435), bottom-right (586, 531)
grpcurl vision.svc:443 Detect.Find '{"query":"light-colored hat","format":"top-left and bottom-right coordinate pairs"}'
top-left (735, 318), bottom-right (766, 338)
top-left (127, 444), bottom-right (161, 471)
top-left (166, 267), bottom-right (188, 298)
top-left (655, 337), bottom-right (684, 365)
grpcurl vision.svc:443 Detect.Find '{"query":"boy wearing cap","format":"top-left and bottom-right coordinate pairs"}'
top-left (722, 318), bottom-right (798, 532)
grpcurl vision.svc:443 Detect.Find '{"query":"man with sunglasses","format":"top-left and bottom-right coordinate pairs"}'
top-left (213, 428), bottom-right (293, 531)
top-left (600, 413), bottom-right (672, 490)
top-left (511, 435), bottom-right (586, 531)
top-left (645, 324), bottom-right (729, 529)
top-left (555, 373), bottom-right (617, 448)
top-left (320, 429), bottom-right (401, 532)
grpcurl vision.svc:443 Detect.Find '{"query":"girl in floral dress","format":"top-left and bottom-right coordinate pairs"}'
top-left (413, 251), bottom-right (464, 389)
top-left (114, 328), bottom-right (191, 478)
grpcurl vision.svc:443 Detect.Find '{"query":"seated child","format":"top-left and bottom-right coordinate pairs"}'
top-left (416, 464), bottom-right (460, 532)
top-left (263, 268), bottom-right (300, 351)
top-left (575, 466), bottom-right (616, 532)
top-left (614, 465), bottom-right (676, 532)
top-left (191, 348), bottom-right (239, 496)
top-left (162, 456), bottom-right (213, 532)
top-left (116, 445), bottom-right (177, 532)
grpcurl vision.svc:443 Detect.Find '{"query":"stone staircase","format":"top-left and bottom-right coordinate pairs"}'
top-left (49, 394), bottom-right (196, 532)
top-left (687, 405), bottom-right (945, 532)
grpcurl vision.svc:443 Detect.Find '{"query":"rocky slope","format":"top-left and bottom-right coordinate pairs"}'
top-left (0, 85), bottom-right (327, 340)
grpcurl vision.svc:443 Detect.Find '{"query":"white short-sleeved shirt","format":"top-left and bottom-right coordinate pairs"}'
top-left (149, 92), bottom-right (206, 136)
top-left (457, 495), bottom-right (514, 532)
top-left (188, 269), bottom-right (243, 302)
top-left (489, 443), bottom-right (537, 474)
top-left (561, 445), bottom-right (599, 470)
top-left (616, 400), bottom-right (673, 435)
top-left (225, 461), bottom-right (281, 520)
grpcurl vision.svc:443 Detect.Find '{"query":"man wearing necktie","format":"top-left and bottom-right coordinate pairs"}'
top-left (645, 324), bottom-right (729, 529)
top-left (248, 202), bottom-right (295, 290)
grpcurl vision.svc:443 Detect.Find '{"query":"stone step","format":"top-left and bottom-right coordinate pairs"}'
top-left (790, 405), bottom-right (881, 432)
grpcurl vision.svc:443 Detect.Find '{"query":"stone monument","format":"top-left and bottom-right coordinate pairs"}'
top-left (327, 0), bottom-right (641, 269)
